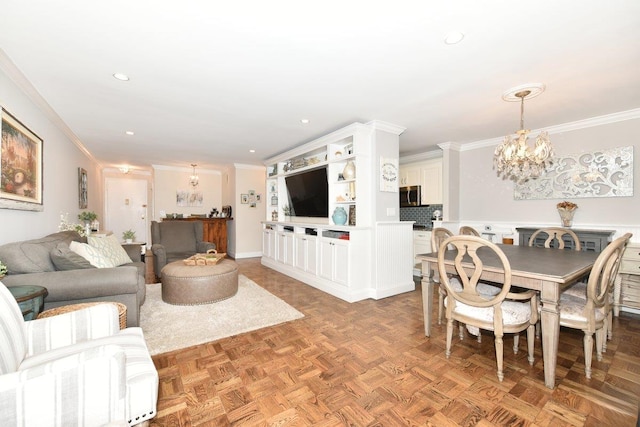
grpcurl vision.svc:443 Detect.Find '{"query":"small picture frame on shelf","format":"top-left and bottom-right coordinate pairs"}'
top-left (348, 205), bottom-right (356, 226)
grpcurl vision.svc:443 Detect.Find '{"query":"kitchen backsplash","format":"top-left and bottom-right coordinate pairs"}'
top-left (400, 204), bottom-right (443, 227)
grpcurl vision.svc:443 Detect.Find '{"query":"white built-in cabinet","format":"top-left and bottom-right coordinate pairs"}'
top-left (399, 165), bottom-right (421, 187)
top-left (319, 237), bottom-right (349, 286)
top-left (400, 158), bottom-right (443, 205)
top-left (294, 234), bottom-right (318, 275)
top-left (413, 230), bottom-right (431, 276)
top-left (261, 122), bottom-right (415, 302)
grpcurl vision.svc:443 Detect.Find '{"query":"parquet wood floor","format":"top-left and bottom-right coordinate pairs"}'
top-left (150, 258), bottom-right (640, 426)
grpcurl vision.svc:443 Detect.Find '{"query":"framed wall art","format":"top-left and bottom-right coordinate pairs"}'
top-left (514, 146), bottom-right (633, 200)
top-left (78, 168), bottom-right (88, 208)
top-left (1, 108), bottom-right (43, 211)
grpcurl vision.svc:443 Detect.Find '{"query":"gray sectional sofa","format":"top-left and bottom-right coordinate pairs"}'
top-left (0, 230), bottom-right (146, 327)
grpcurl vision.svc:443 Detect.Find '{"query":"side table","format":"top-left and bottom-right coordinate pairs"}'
top-left (8, 285), bottom-right (48, 320)
top-left (38, 302), bottom-right (127, 329)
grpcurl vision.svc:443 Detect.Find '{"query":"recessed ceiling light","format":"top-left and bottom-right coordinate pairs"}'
top-left (249, 149), bottom-right (255, 153)
top-left (125, 130), bottom-right (134, 135)
top-left (113, 73), bottom-right (130, 81)
top-left (444, 31), bottom-right (465, 45)
top-left (300, 119), bottom-right (310, 124)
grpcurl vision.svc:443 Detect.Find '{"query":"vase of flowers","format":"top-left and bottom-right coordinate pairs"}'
top-left (557, 201), bottom-right (578, 227)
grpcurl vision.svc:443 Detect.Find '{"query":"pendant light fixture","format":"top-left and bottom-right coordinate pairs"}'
top-left (189, 164), bottom-right (199, 188)
top-left (493, 84), bottom-right (554, 184)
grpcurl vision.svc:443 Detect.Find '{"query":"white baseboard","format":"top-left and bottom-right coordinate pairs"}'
top-left (234, 251), bottom-right (263, 259)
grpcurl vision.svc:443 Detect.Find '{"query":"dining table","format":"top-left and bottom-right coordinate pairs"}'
top-left (417, 243), bottom-right (600, 389)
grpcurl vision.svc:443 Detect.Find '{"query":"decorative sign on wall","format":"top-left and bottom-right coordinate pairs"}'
top-left (514, 146), bottom-right (633, 200)
top-left (380, 157), bottom-right (398, 192)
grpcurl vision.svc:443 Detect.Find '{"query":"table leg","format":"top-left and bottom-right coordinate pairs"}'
top-left (421, 260), bottom-right (434, 337)
top-left (540, 281), bottom-right (560, 389)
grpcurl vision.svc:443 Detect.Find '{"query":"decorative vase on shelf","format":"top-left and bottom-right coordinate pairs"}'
top-left (342, 160), bottom-right (356, 180)
top-left (556, 201), bottom-right (578, 227)
top-left (558, 208), bottom-right (576, 227)
top-left (332, 207), bottom-right (348, 225)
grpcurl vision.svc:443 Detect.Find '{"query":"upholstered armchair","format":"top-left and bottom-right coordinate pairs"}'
top-left (150, 220), bottom-right (216, 278)
top-left (0, 281), bottom-right (158, 426)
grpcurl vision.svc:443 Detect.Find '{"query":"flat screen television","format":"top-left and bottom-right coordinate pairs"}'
top-left (285, 167), bottom-right (329, 218)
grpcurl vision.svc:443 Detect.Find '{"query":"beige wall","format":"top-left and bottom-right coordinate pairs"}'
top-left (232, 164), bottom-right (266, 258)
top-left (0, 59), bottom-right (100, 245)
top-left (151, 165), bottom-right (222, 221)
top-left (457, 118), bottom-right (639, 228)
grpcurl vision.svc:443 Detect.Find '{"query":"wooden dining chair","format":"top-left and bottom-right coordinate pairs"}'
top-left (432, 227), bottom-right (501, 340)
top-left (459, 226), bottom-right (480, 237)
top-left (558, 233), bottom-right (631, 378)
top-left (528, 227), bottom-right (582, 251)
top-left (527, 227), bottom-right (583, 337)
top-left (431, 227), bottom-right (455, 326)
top-left (438, 235), bottom-right (538, 382)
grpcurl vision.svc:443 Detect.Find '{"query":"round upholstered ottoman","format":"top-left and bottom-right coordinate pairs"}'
top-left (160, 259), bottom-right (239, 305)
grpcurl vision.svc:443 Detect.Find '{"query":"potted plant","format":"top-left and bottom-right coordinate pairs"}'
top-left (122, 229), bottom-right (136, 244)
top-left (77, 211), bottom-right (98, 223)
top-left (282, 204), bottom-right (292, 219)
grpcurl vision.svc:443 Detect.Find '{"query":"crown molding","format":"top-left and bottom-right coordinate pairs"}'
top-left (399, 150), bottom-right (443, 164)
top-left (438, 141), bottom-right (463, 152)
top-left (0, 49), bottom-right (101, 167)
top-left (151, 164), bottom-right (221, 174)
top-left (234, 163), bottom-right (266, 171)
top-left (103, 167), bottom-right (152, 176)
top-left (366, 120), bottom-right (406, 135)
top-left (461, 108), bottom-right (640, 152)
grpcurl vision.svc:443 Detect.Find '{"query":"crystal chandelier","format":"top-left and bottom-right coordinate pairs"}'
top-left (493, 88), bottom-right (554, 184)
top-left (189, 164), bottom-right (199, 188)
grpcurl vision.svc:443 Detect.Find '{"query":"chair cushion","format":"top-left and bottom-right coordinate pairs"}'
top-left (559, 293), bottom-right (605, 323)
top-left (88, 235), bottom-right (133, 267)
top-left (0, 282), bottom-right (27, 374)
top-left (446, 297), bottom-right (532, 327)
top-left (562, 282), bottom-right (587, 299)
top-left (50, 242), bottom-right (95, 271)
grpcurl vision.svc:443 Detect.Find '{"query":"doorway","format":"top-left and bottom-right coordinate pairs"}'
top-left (104, 177), bottom-right (149, 247)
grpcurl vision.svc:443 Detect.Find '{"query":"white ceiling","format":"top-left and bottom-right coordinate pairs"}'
top-left (1, 1), bottom-right (639, 172)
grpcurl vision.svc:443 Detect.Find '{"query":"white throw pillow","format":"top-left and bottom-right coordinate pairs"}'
top-left (87, 235), bottom-right (133, 267)
top-left (69, 240), bottom-right (117, 268)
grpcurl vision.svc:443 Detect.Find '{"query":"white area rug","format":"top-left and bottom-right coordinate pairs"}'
top-left (140, 275), bottom-right (304, 355)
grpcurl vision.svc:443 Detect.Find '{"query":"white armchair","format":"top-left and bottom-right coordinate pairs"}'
top-left (0, 281), bottom-right (158, 426)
